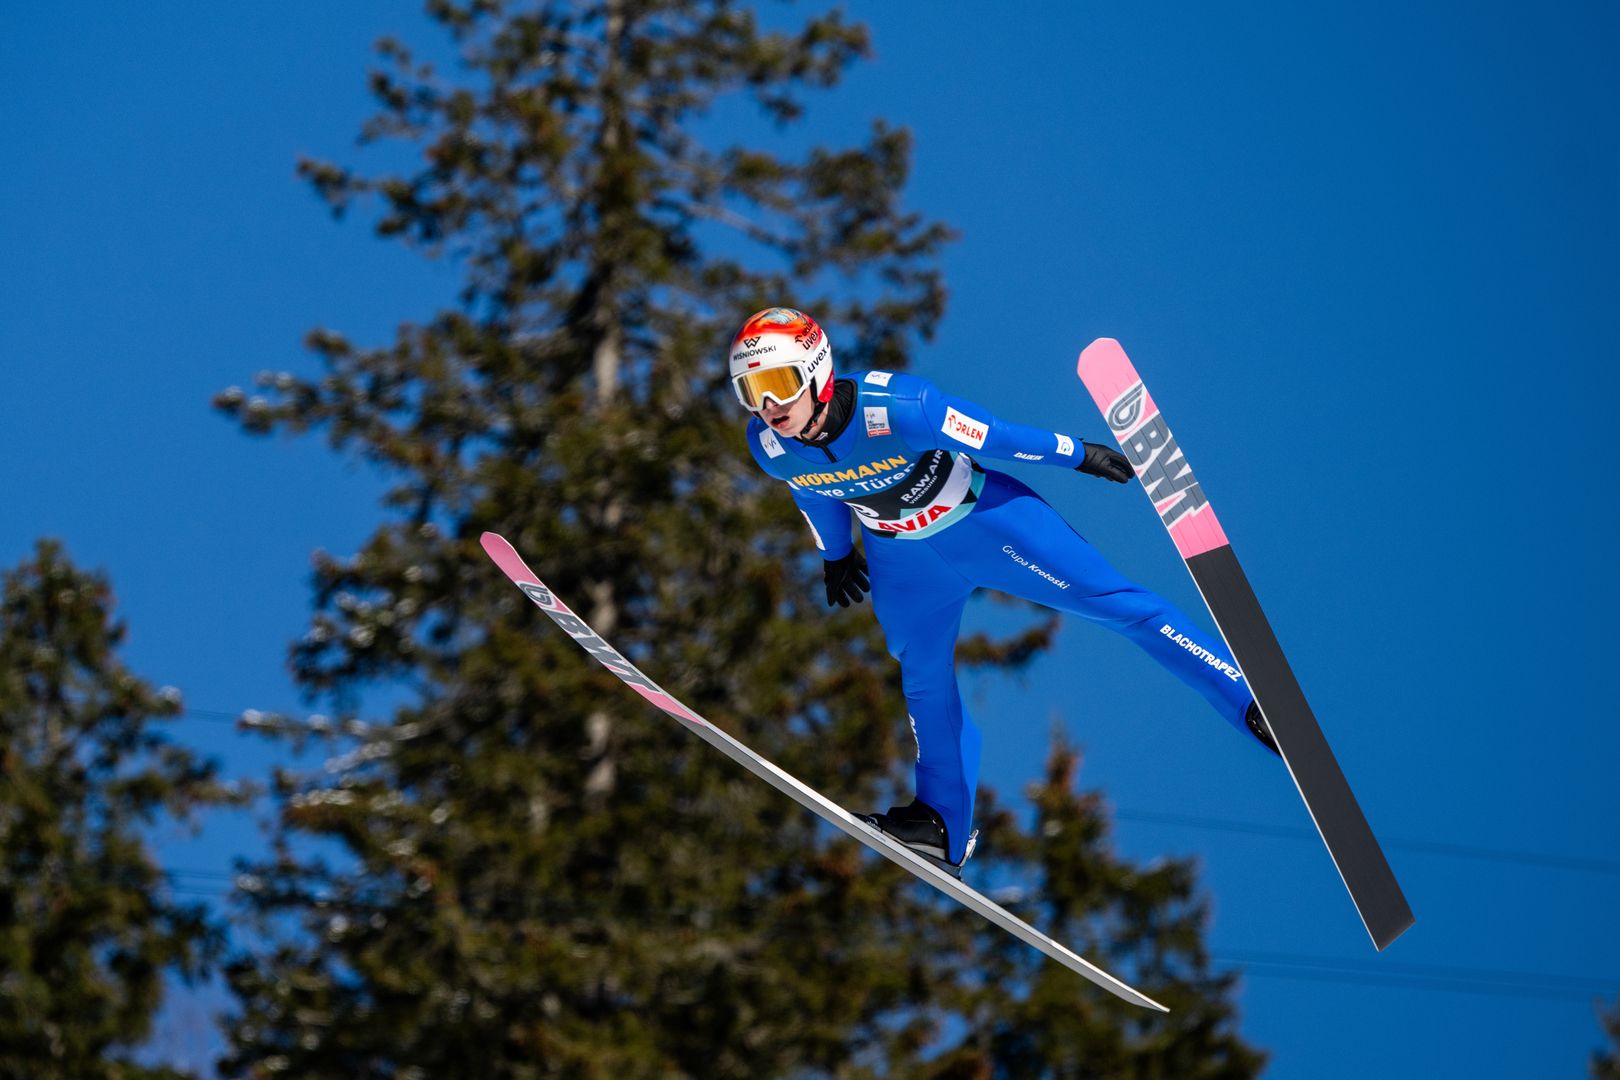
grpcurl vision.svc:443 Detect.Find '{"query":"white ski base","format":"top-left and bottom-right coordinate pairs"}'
top-left (481, 531), bottom-right (1166, 1012)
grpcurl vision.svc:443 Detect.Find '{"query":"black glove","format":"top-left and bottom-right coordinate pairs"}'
top-left (1076, 441), bottom-right (1133, 484)
top-left (823, 550), bottom-right (870, 608)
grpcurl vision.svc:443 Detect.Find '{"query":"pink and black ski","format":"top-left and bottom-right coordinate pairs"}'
top-left (1076, 338), bottom-right (1414, 951)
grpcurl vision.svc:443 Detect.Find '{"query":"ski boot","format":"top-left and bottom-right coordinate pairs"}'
top-left (857, 797), bottom-right (977, 879)
top-left (1245, 700), bottom-right (1281, 757)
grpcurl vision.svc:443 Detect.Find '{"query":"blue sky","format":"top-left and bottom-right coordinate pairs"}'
top-left (3, 2), bottom-right (1617, 1076)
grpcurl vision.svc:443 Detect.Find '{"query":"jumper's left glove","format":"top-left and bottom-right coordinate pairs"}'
top-left (823, 550), bottom-right (870, 608)
top-left (1076, 441), bottom-right (1134, 484)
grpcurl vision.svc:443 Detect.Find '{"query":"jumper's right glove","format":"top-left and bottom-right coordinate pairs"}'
top-left (1075, 441), bottom-right (1134, 484)
top-left (823, 550), bottom-right (870, 608)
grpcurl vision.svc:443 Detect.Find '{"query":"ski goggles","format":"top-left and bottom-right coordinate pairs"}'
top-left (732, 361), bottom-right (811, 411)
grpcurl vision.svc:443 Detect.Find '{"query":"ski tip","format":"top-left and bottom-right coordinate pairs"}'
top-left (1076, 337), bottom-right (1125, 377)
top-left (480, 532), bottom-right (536, 585)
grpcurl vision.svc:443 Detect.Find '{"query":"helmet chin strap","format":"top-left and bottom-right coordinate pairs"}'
top-left (797, 394), bottom-right (829, 438)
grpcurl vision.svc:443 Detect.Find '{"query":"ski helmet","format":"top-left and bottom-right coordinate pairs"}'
top-left (727, 307), bottom-right (834, 412)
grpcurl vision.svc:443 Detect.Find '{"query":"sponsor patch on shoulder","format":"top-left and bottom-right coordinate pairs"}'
top-left (942, 406), bottom-right (989, 449)
top-left (864, 371), bottom-right (894, 387)
top-left (864, 406), bottom-right (891, 437)
top-left (760, 428), bottom-right (786, 458)
top-left (1056, 433), bottom-right (1075, 457)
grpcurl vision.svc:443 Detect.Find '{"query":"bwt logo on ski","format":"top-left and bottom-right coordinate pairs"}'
top-left (1107, 384), bottom-right (1146, 433)
top-left (1105, 382), bottom-right (1209, 528)
top-left (530, 599), bottom-right (668, 697)
top-left (519, 582), bottom-right (556, 609)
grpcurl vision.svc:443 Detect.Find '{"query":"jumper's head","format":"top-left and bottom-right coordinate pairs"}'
top-left (727, 308), bottom-right (834, 413)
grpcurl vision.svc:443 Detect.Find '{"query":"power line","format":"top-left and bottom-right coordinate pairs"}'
top-left (178, 708), bottom-right (252, 724)
top-left (1113, 807), bottom-right (1620, 875)
top-left (1218, 952), bottom-right (1613, 1003)
top-left (1229, 964), bottom-right (1607, 1002)
top-left (170, 707), bottom-right (1620, 876)
top-left (1211, 948), bottom-right (1617, 1002)
top-left (166, 868), bottom-right (237, 882)
top-left (151, 864), bottom-right (1617, 1002)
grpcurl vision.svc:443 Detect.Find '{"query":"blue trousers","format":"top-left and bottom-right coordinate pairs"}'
top-left (865, 470), bottom-right (1255, 862)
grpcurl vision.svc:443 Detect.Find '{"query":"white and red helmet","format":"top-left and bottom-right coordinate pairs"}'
top-left (727, 307), bottom-right (834, 412)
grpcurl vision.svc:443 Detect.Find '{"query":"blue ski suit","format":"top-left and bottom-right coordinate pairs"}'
top-left (746, 371), bottom-right (1255, 862)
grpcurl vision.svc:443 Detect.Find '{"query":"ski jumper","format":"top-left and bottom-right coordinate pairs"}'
top-left (746, 372), bottom-right (1256, 863)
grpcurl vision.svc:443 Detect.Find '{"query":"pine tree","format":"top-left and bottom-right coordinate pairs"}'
top-left (215, 2), bottom-right (1263, 1076)
top-left (925, 737), bottom-right (1266, 1079)
top-left (1595, 996), bottom-right (1620, 1080)
top-left (0, 540), bottom-right (238, 1080)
